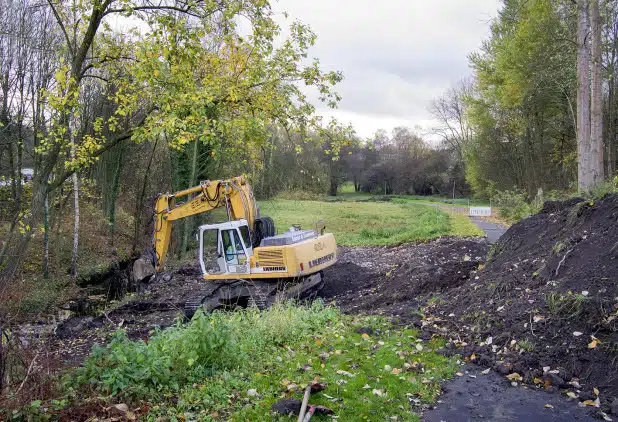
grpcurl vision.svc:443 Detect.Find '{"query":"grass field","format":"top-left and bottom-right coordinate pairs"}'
top-left (259, 199), bottom-right (483, 246)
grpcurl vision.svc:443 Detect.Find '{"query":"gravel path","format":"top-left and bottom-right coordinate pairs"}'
top-left (423, 366), bottom-right (597, 422)
top-left (470, 216), bottom-right (508, 243)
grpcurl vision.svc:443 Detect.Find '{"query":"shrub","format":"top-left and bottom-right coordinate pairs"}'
top-left (71, 301), bottom-right (339, 399)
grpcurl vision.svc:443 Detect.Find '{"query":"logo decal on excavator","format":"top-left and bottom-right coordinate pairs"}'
top-left (263, 266), bottom-right (287, 272)
top-left (308, 253), bottom-right (334, 268)
top-left (314, 242), bottom-right (327, 252)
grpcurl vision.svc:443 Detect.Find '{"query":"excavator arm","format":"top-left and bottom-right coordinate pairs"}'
top-left (153, 176), bottom-right (258, 270)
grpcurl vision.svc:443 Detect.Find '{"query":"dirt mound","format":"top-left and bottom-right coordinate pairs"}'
top-left (426, 194), bottom-right (618, 407)
top-left (322, 238), bottom-right (489, 317)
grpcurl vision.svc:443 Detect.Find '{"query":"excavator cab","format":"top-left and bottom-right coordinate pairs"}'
top-left (198, 219), bottom-right (253, 276)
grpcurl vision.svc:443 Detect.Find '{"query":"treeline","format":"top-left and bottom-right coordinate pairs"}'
top-left (0, 0), bottom-right (350, 284)
top-left (432, 0), bottom-right (618, 198)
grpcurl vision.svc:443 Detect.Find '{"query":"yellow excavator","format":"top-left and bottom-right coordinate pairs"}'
top-left (151, 176), bottom-right (337, 317)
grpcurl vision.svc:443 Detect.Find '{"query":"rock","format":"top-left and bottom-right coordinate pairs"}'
top-left (497, 364), bottom-right (510, 375)
top-left (162, 273), bottom-right (172, 282)
top-left (610, 398), bottom-right (618, 415)
top-left (479, 354), bottom-right (492, 366)
top-left (271, 398), bottom-right (301, 416)
top-left (418, 331), bottom-right (432, 341)
top-left (545, 373), bottom-right (566, 388)
top-left (356, 327), bottom-right (374, 335)
top-left (132, 258), bottom-right (155, 283)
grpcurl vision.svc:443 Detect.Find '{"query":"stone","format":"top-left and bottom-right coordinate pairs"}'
top-left (132, 257), bottom-right (155, 283)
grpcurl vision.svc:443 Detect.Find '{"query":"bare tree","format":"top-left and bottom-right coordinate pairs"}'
top-left (429, 77), bottom-right (474, 163)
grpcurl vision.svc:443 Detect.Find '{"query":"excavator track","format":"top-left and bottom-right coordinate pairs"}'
top-left (182, 272), bottom-right (325, 319)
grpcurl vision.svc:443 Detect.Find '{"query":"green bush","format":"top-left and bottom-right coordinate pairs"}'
top-left (71, 301), bottom-right (339, 399)
top-left (492, 190), bottom-right (539, 223)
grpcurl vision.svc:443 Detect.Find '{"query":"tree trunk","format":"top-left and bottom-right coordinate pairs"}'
top-left (590, 0), bottom-right (603, 185)
top-left (133, 139), bottom-right (159, 253)
top-left (43, 192), bottom-right (49, 279)
top-left (0, 178), bottom-right (48, 284)
top-left (181, 140), bottom-right (199, 256)
top-left (71, 172), bottom-right (79, 281)
top-left (108, 147), bottom-right (124, 246)
top-left (577, 0), bottom-right (592, 191)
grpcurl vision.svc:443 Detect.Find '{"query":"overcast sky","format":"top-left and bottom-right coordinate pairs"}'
top-left (272, 0), bottom-right (501, 139)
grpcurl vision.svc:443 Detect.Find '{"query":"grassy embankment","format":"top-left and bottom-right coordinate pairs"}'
top-left (11, 303), bottom-right (458, 421)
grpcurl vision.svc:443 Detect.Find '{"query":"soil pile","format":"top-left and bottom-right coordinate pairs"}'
top-left (322, 238), bottom-right (489, 316)
top-left (425, 194), bottom-right (618, 408)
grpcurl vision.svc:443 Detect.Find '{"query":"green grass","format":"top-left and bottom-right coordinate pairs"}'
top-left (259, 199), bottom-right (480, 246)
top-left (259, 199), bottom-right (484, 245)
top-left (41, 303), bottom-right (457, 421)
top-left (445, 211), bottom-right (485, 237)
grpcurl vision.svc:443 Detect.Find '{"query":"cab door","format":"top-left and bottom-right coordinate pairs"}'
top-left (220, 228), bottom-right (250, 275)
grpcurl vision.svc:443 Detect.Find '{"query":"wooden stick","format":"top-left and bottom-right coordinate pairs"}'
top-left (297, 385), bottom-right (311, 422)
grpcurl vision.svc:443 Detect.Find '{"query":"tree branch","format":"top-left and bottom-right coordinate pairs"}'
top-left (45, 0), bottom-right (74, 57)
top-left (49, 109), bottom-right (154, 191)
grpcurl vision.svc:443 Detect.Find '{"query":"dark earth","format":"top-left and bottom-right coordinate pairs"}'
top-left (36, 195), bottom-right (618, 420)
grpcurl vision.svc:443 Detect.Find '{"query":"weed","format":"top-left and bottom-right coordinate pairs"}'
top-left (552, 241), bottom-right (567, 254)
top-left (546, 293), bottom-right (590, 319)
top-left (517, 339), bottom-right (535, 352)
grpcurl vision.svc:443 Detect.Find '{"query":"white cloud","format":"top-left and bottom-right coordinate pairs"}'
top-left (273, 0), bottom-right (500, 138)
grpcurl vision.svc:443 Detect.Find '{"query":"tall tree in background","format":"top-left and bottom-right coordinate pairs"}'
top-left (577, 0), bottom-right (592, 191)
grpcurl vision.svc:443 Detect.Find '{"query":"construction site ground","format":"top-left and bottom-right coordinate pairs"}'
top-left (41, 195), bottom-right (618, 420)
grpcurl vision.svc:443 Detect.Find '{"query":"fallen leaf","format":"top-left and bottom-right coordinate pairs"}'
top-left (506, 373), bottom-right (523, 382)
top-left (384, 365), bottom-right (392, 372)
top-left (336, 370), bottom-right (355, 378)
top-left (583, 399), bottom-right (600, 407)
top-left (566, 392), bottom-right (577, 399)
top-left (486, 336), bottom-right (493, 345)
top-left (415, 344), bottom-right (423, 351)
top-left (589, 337), bottom-right (601, 349)
top-left (372, 389), bottom-right (386, 397)
top-left (542, 366), bottom-right (551, 373)
top-left (593, 387), bottom-right (599, 396)
top-left (361, 333), bottom-right (370, 340)
top-left (363, 384), bottom-right (371, 389)
top-left (455, 372), bottom-right (464, 377)
top-left (533, 315), bottom-right (544, 323)
top-left (581, 291), bottom-right (589, 296)
top-left (114, 404), bottom-right (129, 413)
top-left (573, 331), bottom-right (583, 337)
top-left (392, 368), bottom-right (401, 375)
top-left (481, 368), bottom-right (490, 374)
top-left (544, 404), bottom-right (554, 409)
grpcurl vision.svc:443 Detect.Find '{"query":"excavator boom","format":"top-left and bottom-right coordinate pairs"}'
top-left (153, 176), bottom-right (258, 270)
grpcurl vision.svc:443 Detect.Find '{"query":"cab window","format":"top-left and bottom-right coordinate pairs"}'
top-left (239, 225), bottom-right (251, 249)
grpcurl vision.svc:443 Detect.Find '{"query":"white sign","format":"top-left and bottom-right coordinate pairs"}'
top-left (469, 206), bottom-right (492, 217)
